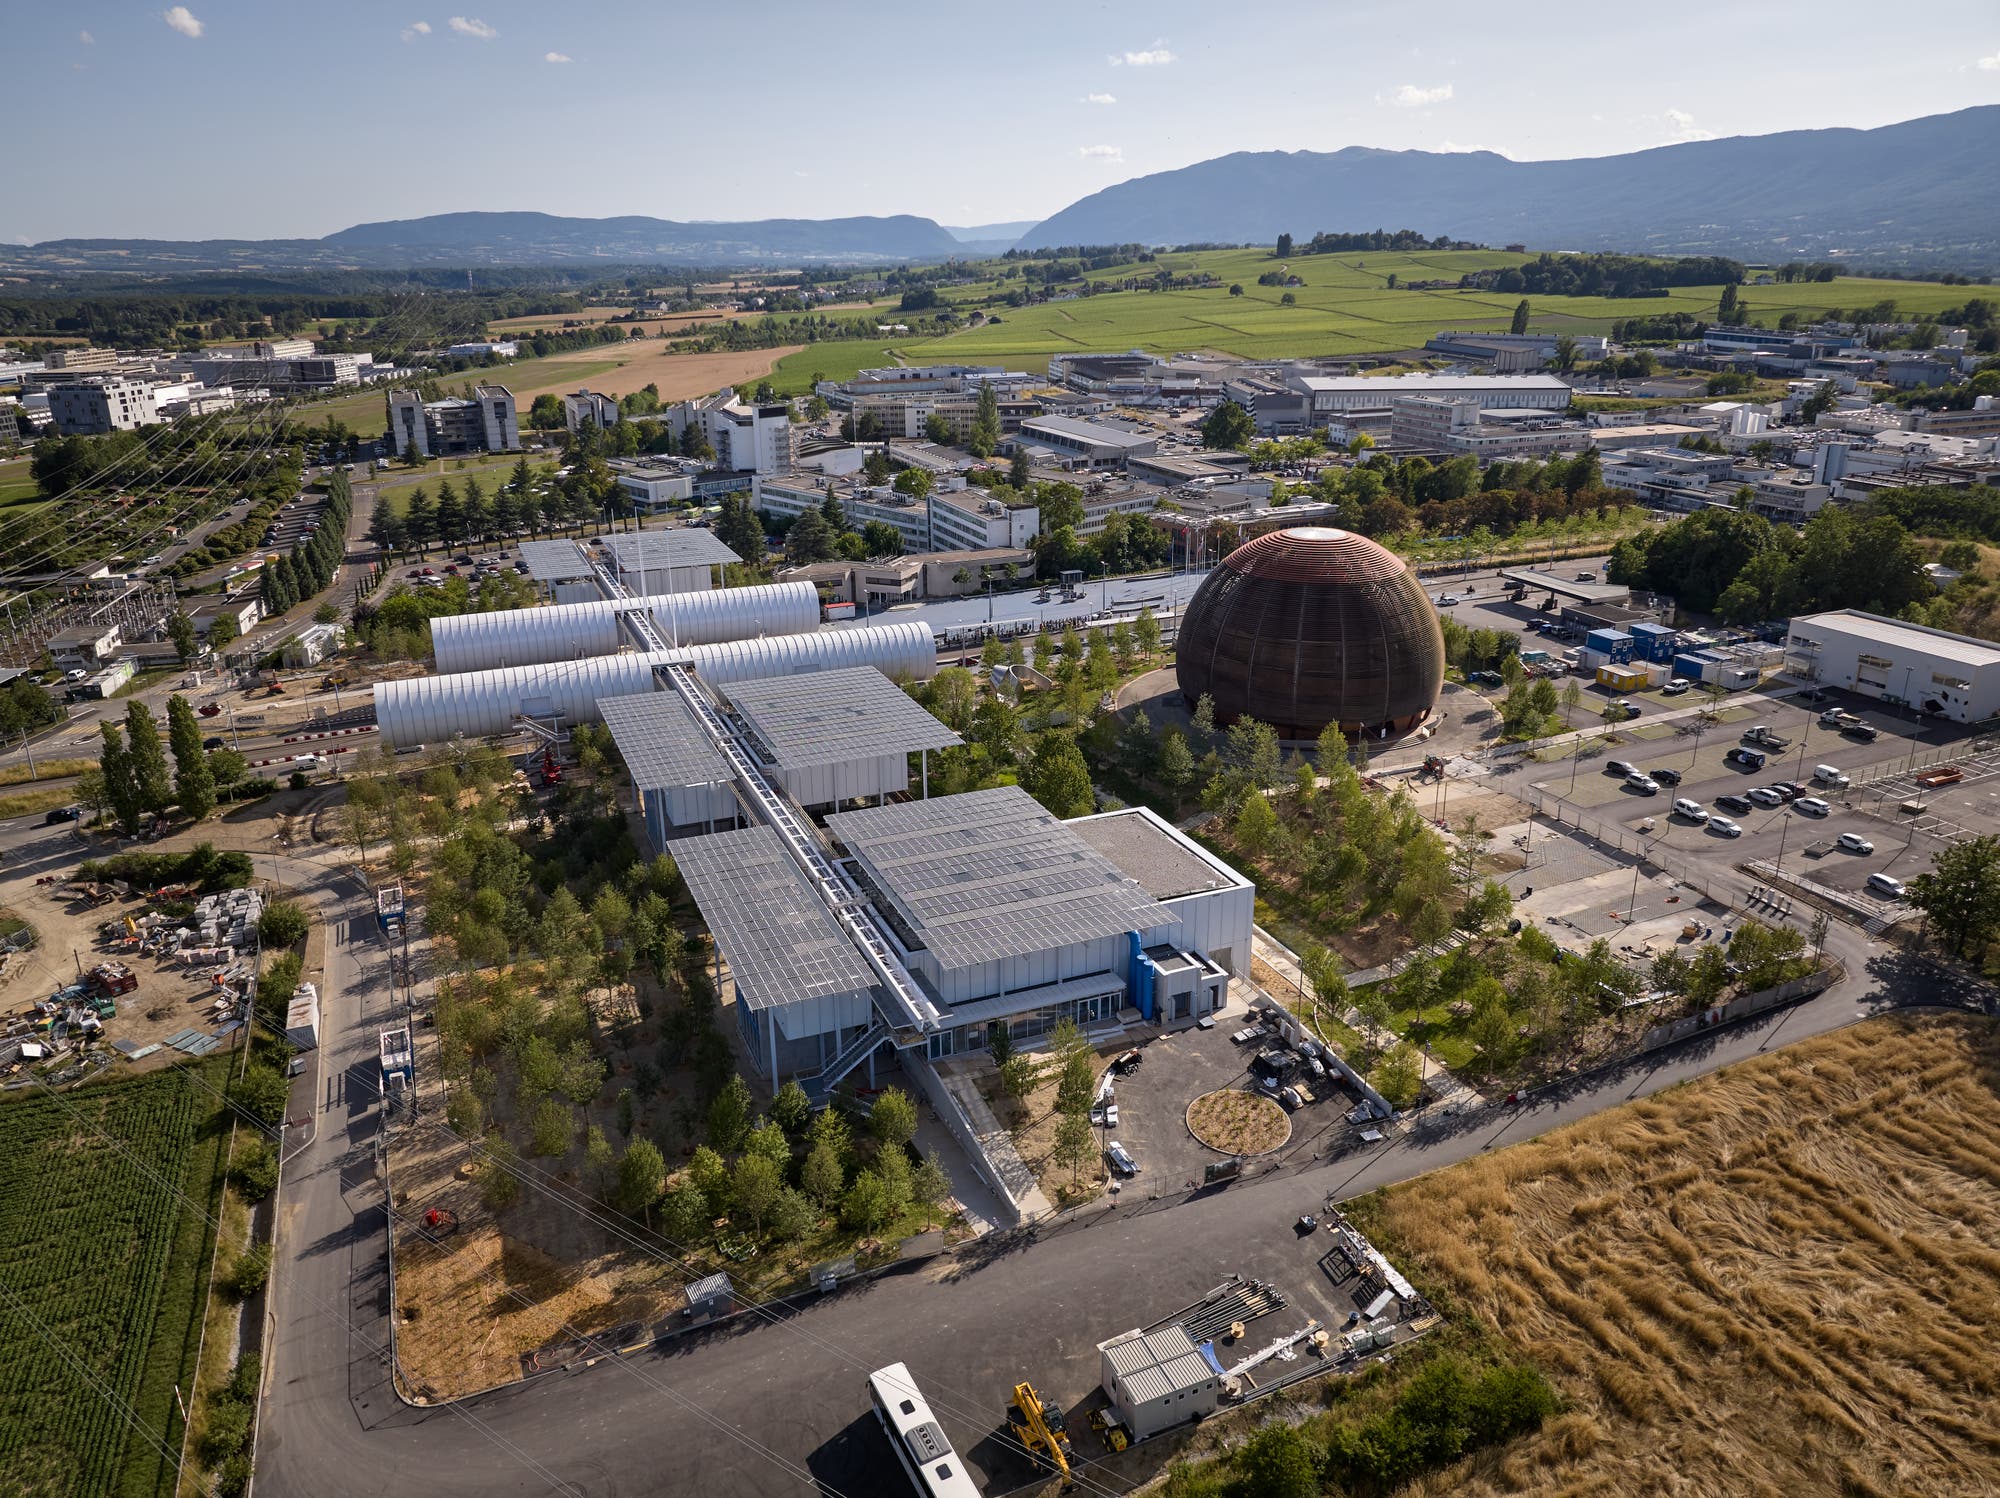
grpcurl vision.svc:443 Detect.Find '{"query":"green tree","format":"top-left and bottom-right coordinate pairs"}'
top-left (166, 694), bottom-right (217, 821)
top-left (1910, 834), bottom-right (2000, 958)
top-left (871, 1087), bottom-right (919, 1149)
top-left (689, 1143), bottom-right (731, 1202)
top-left (1156, 728), bottom-right (1197, 812)
top-left (745, 1116), bottom-right (791, 1170)
top-left (584, 1124), bottom-right (615, 1196)
top-left (1009, 447), bottom-right (1032, 489)
top-left (657, 1172), bottom-right (707, 1236)
top-left (1510, 299), bottom-right (1530, 335)
top-left (529, 1097), bottom-right (575, 1157)
top-left (969, 382), bottom-right (1000, 458)
top-left (731, 1153), bottom-right (783, 1237)
top-left (771, 1079), bottom-right (812, 1137)
top-left (785, 507), bottom-right (836, 564)
top-left (167, 609), bottom-right (198, 663)
top-left (1023, 733), bottom-right (1095, 817)
top-left (911, 1150), bottom-right (951, 1206)
top-left (1052, 1111), bottom-right (1096, 1187)
top-left (707, 1073), bottom-right (754, 1151)
top-left (1201, 400), bottom-right (1256, 451)
top-left (98, 723), bottom-right (143, 835)
top-left (257, 898), bottom-right (311, 948)
top-left (1234, 1423), bottom-right (1321, 1498)
top-left (1372, 1043), bottom-right (1423, 1110)
top-left (892, 466), bottom-right (933, 502)
top-left (841, 1170), bottom-right (894, 1231)
top-left (802, 1140), bottom-right (846, 1208)
top-left (1234, 791), bottom-right (1278, 855)
top-left (479, 1137), bottom-right (521, 1210)
top-left (124, 701), bottom-right (172, 813)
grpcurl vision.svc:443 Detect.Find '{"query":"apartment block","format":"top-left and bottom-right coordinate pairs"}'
top-left (387, 384), bottom-right (519, 459)
top-left (49, 376), bottom-right (161, 435)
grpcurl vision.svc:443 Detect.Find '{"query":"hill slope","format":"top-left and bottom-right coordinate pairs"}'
top-left (1023, 107), bottom-right (2000, 268)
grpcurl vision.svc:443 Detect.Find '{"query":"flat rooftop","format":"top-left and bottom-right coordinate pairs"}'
top-left (1019, 414), bottom-right (1158, 449)
top-left (827, 785), bottom-right (1174, 971)
top-left (1295, 373), bottom-right (1569, 395)
top-left (1068, 808), bottom-right (1244, 902)
top-left (724, 666), bottom-right (962, 769)
top-left (672, 825), bottom-right (879, 1013)
top-left (598, 528), bottom-right (740, 572)
top-left (1790, 610), bottom-right (2000, 670)
top-left (597, 690), bottom-right (735, 790)
top-left (1501, 568), bottom-right (1632, 605)
top-left (518, 539), bottom-right (594, 582)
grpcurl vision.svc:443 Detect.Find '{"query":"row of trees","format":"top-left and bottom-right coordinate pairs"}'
top-left (94, 695), bottom-right (248, 832)
top-left (258, 467), bottom-right (352, 619)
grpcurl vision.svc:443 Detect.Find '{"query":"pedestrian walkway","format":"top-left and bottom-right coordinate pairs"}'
top-left (934, 1067), bottom-right (1053, 1221)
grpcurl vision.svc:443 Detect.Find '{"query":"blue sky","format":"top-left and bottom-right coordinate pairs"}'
top-left (11, 0), bottom-right (2000, 242)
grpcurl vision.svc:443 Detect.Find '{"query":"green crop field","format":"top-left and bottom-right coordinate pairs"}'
top-left (0, 1063), bottom-right (233, 1498)
top-left (885, 248), bottom-right (1980, 366)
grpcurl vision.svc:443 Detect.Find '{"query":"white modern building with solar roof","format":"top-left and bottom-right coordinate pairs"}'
top-left (724, 666), bottom-right (964, 810)
top-left (599, 529), bottom-right (739, 596)
top-left (820, 786), bottom-right (1245, 1061)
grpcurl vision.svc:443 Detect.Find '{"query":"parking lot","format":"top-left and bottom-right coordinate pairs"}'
top-left (1098, 1019), bottom-right (1361, 1194)
top-left (1515, 684), bottom-right (1994, 914)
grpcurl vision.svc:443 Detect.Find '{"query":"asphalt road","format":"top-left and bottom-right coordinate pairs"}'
top-left (248, 833), bottom-right (1954, 1498)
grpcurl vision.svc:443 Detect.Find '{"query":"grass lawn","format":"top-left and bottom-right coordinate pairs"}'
top-left (0, 784), bottom-right (78, 819)
top-left (0, 757), bottom-right (95, 787)
top-left (114, 667), bottom-right (182, 699)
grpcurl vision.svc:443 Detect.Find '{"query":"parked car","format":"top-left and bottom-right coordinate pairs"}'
top-left (1089, 1103), bottom-right (1119, 1128)
top-left (1626, 772), bottom-right (1660, 795)
top-left (1607, 699), bottom-right (1641, 716)
top-left (1840, 721), bottom-right (1879, 741)
top-left (1671, 798), bottom-right (1708, 822)
top-left (1812, 764), bottom-right (1851, 788)
top-left (203, 736), bottom-right (225, 750)
top-left (1606, 760), bottom-right (1637, 778)
top-left (1837, 833), bottom-right (1875, 854)
top-left (1277, 1087), bottom-right (1303, 1112)
top-left (1867, 872), bottom-right (1906, 899)
top-left (1436, 594), bottom-right (1461, 607)
top-left (1707, 815), bottom-right (1743, 837)
top-left (1105, 1140), bottom-right (1139, 1176)
top-left (1724, 747), bottom-right (1767, 769)
top-left (1772, 781), bottom-right (1807, 801)
top-left (1795, 797), bottom-right (1831, 817)
top-left (43, 804), bottom-right (82, 824)
top-left (1747, 786), bottom-right (1784, 807)
top-left (64, 667), bottom-right (89, 683)
top-left (1715, 794), bottom-right (1753, 814)
top-left (1650, 767), bottom-right (1683, 787)
top-left (1661, 679), bottom-right (1691, 696)
top-left (1575, 570), bottom-right (1597, 582)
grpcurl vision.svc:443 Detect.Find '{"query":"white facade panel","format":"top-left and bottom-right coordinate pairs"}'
top-left (685, 620), bottom-right (937, 690)
top-left (429, 583), bottom-right (822, 674)
top-left (376, 621), bottom-right (937, 745)
top-left (773, 752), bottom-right (910, 810)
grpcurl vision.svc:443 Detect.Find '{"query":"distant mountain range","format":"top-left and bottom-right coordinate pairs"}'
top-left (1021, 107), bottom-right (2000, 268)
top-left (4, 108), bottom-right (1995, 279)
top-left (0, 211), bottom-right (967, 277)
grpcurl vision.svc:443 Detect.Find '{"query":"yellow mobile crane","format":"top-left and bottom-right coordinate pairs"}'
top-left (1007, 1382), bottom-right (1075, 1490)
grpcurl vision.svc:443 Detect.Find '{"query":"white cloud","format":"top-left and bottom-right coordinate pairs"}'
top-left (401, 20), bottom-right (432, 41)
top-left (162, 7), bottom-right (204, 39)
top-left (79, 29), bottom-right (95, 44)
top-left (1078, 144), bottom-right (1124, 162)
top-left (1082, 92), bottom-right (1117, 105)
top-left (1978, 49), bottom-right (2000, 71)
top-left (543, 50), bottom-right (571, 62)
top-left (1109, 42), bottom-right (1174, 66)
top-left (448, 15), bottom-right (497, 39)
top-left (1392, 82), bottom-right (1453, 107)
top-left (1662, 107), bottom-right (1715, 142)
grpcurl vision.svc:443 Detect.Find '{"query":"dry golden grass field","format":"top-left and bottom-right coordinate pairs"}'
top-left (1363, 1013), bottom-right (2000, 1498)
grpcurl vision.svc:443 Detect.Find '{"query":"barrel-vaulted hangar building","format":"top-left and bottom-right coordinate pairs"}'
top-left (1175, 526), bottom-right (1444, 739)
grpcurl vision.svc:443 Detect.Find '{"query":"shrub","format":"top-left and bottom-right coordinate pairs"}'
top-left (230, 1139), bottom-right (279, 1202)
top-left (226, 1243), bottom-right (271, 1299)
top-left (257, 897), bottom-right (311, 948)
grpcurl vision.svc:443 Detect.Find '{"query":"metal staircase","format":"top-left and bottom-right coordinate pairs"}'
top-left (805, 1019), bottom-right (894, 1099)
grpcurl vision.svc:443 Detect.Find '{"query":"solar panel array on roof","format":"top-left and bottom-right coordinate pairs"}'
top-left (672, 826), bottom-right (879, 1013)
top-left (725, 667), bottom-right (963, 769)
top-left (597, 691), bottom-right (735, 790)
top-left (826, 786), bottom-right (1174, 970)
top-left (519, 539), bottom-right (594, 582)
top-left (599, 529), bottom-right (740, 572)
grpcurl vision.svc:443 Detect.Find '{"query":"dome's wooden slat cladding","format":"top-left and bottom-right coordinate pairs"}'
top-left (1175, 526), bottom-right (1445, 738)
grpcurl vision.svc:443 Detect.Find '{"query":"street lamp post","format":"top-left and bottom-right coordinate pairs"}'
top-left (1773, 808), bottom-right (1793, 874)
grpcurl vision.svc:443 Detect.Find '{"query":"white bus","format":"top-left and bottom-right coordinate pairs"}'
top-left (866, 1363), bottom-right (983, 1498)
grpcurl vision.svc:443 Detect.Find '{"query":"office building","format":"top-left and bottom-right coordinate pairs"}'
top-left (49, 377), bottom-right (161, 436)
top-left (928, 487), bottom-right (1041, 551)
top-left (1424, 331), bottom-right (1609, 366)
top-left (252, 338), bottom-right (315, 360)
top-left (563, 389), bottom-right (621, 431)
top-left (44, 346), bottom-right (119, 372)
top-left (1784, 611), bottom-right (2000, 723)
top-left (1286, 372), bottom-right (1572, 421)
top-left (1388, 398), bottom-right (1589, 458)
top-left (708, 398), bottom-right (791, 474)
top-left (1009, 414), bottom-right (1160, 471)
top-left (387, 384), bottom-right (519, 459)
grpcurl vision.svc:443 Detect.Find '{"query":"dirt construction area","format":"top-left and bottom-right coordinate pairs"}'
top-left (1363, 1012), bottom-right (2000, 1498)
top-left (492, 343), bottom-right (805, 402)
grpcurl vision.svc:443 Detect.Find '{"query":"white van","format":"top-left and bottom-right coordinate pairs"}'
top-left (1812, 764), bottom-right (1850, 788)
top-left (1672, 798), bottom-right (1708, 822)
